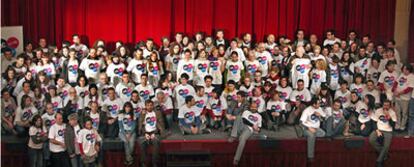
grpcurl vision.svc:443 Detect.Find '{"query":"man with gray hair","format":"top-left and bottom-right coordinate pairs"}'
top-left (65, 113), bottom-right (82, 167)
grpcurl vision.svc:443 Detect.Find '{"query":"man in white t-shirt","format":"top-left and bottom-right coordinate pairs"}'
top-left (392, 64), bottom-right (414, 131)
top-left (48, 112), bottom-right (70, 167)
top-left (369, 100), bottom-right (397, 166)
top-left (228, 102), bottom-right (262, 166)
top-left (300, 97), bottom-right (326, 164)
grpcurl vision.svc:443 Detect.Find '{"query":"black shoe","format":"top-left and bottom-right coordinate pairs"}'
top-left (376, 162), bottom-right (383, 167)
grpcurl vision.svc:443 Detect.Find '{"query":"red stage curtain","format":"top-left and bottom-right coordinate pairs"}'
top-left (409, 1), bottom-right (414, 63)
top-left (1, 0), bottom-right (396, 51)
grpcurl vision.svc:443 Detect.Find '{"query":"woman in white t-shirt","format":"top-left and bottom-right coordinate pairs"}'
top-left (14, 95), bottom-right (38, 136)
top-left (28, 115), bottom-right (48, 167)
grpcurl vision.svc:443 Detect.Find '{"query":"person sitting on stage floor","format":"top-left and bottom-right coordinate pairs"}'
top-left (77, 117), bottom-right (102, 167)
top-left (228, 101), bottom-right (262, 166)
top-left (266, 90), bottom-right (287, 131)
top-left (118, 102), bottom-right (137, 165)
top-left (225, 91), bottom-right (249, 131)
top-left (369, 100), bottom-right (397, 167)
top-left (206, 88), bottom-right (227, 129)
top-left (178, 95), bottom-right (202, 135)
top-left (300, 97), bottom-right (326, 164)
top-left (138, 100), bottom-right (165, 167)
top-left (288, 79), bottom-right (311, 125)
top-left (323, 99), bottom-right (346, 138)
top-left (353, 94), bottom-right (376, 137)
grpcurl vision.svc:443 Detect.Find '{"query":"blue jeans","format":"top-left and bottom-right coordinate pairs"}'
top-left (408, 98), bottom-right (414, 136)
top-left (119, 132), bottom-right (136, 162)
top-left (303, 127), bottom-right (326, 159)
top-left (28, 147), bottom-right (43, 167)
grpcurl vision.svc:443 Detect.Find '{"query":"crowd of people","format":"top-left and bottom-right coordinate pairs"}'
top-left (1, 29), bottom-right (413, 167)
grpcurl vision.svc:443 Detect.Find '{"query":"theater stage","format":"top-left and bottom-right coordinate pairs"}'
top-left (2, 125), bottom-right (414, 167)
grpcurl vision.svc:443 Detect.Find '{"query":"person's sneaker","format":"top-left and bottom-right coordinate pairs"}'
top-left (228, 136), bottom-right (236, 143)
top-left (202, 128), bottom-right (212, 134)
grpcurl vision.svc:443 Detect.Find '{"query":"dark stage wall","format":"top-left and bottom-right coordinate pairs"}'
top-left (2, 0), bottom-right (396, 51)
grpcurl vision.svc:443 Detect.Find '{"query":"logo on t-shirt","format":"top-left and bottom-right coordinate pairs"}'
top-left (88, 63), bottom-right (100, 72)
top-left (271, 105), bottom-right (281, 112)
top-left (312, 73), bottom-right (320, 81)
top-left (59, 90), bottom-right (69, 99)
top-left (68, 64), bottom-right (78, 74)
top-left (45, 119), bottom-right (56, 128)
top-left (173, 57), bottom-right (180, 64)
top-left (384, 76), bottom-right (395, 86)
top-left (139, 90), bottom-right (151, 100)
top-left (183, 64), bottom-right (193, 72)
top-left (145, 116), bottom-right (156, 126)
top-left (197, 63), bottom-right (208, 72)
top-left (86, 133), bottom-right (96, 143)
top-left (295, 95), bottom-right (304, 101)
top-left (310, 113), bottom-right (320, 123)
top-left (399, 77), bottom-right (407, 86)
top-left (257, 56), bottom-right (267, 65)
top-left (22, 109), bottom-right (33, 120)
top-left (248, 115), bottom-right (258, 122)
top-left (58, 129), bottom-right (65, 137)
top-left (210, 61), bottom-right (219, 70)
top-left (195, 100), bottom-right (205, 108)
top-left (296, 64), bottom-right (306, 74)
top-left (114, 67), bottom-right (124, 76)
top-left (122, 87), bottom-right (132, 97)
top-left (108, 105), bottom-right (119, 115)
top-left (136, 63), bottom-right (145, 72)
top-left (79, 90), bottom-right (89, 98)
top-left (43, 68), bottom-right (53, 76)
top-left (247, 64), bottom-right (258, 73)
top-left (229, 65), bottom-right (239, 74)
top-left (360, 109), bottom-right (369, 117)
top-left (150, 66), bottom-right (159, 75)
top-left (379, 115), bottom-right (389, 123)
top-left (331, 69), bottom-right (339, 79)
top-left (184, 111), bottom-right (195, 122)
top-left (178, 89), bottom-right (189, 97)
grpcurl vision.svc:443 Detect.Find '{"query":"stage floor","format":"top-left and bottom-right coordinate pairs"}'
top-left (2, 125), bottom-right (414, 167)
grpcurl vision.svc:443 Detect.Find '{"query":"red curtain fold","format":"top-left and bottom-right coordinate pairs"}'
top-left (1, 0), bottom-right (396, 51)
top-left (409, 0), bottom-right (414, 63)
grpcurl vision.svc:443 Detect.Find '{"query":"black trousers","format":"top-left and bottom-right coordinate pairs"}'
top-left (50, 151), bottom-right (70, 167)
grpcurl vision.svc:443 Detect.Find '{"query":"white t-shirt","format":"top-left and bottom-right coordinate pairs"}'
top-left (174, 84), bottom-right (196, 108)
top-left (79, 58), bottom-right (104, 80)
top-left (67, 59), bottom-right (80, 83)
top-left (118, 113), bottom-right (136, 132)
top-left (226, 61), bottom-right (244, 82)
top-left (372, 108), bottom-right (397, 132)
top-left (355, 101), bottom-right (371, 123)
top-left (289, 88), bottom-right (312, 103)
top-left (178, 105), bottom-right (198, 124)
top-left (244, 60), bottom-right (261, 75)
top-left (103, 98), bottom-right (123, 118)
top-left (106, 63), bottom-right (126, 85)
top-left (116, 82), bottom-right (135, 103)
top-left (28, 126), bottom-right (47, 149)
top-left (329, 64), bottom-right (340, 90)
top-left (14, 106), bottom-right (38, 125)
top-left (206, 96), bottom-right (228, 116)
top-left (395, 73), bottom-right (414, 100)
top-left (335, 90), bottom-right (351, 108)
top-left (48, 123), bottom-right (66, 153)
top-left (42, 112), bottom-right (56, 131)
top-left (194, 95), bottom-right (208, 116)
top-left (251, 96), bottom-right (266, 113)
top-left (36, 63), bottom-right (56, 77)
top-left (291, 58), bottom-right (311, 89)
top-left (256, 50), bottom-right (273, 77)
top-left (310, 69), bottom-right (327, 94)
top-left (300, 106), bottom-right (326, 128)
top-left (144, 111), bottom-right (157, 132)
top-left (127, 59), bottom-right (147, 84)
top-left (135, 84), bottom-right (154, 101)
top-left (77, 128), bottom-right (102, 156)
top-left (378, 70), bottom-right (399, 100)
top-left (89, 112), bottom-right (101, 130)
top-left (177, 59), bottom-right (195, 81)
top-left (276, 86), bottom-right (292, 101)
top-left (241, 110), bottom-right (262, 131)
top-left (266, 100), bottom-right (287, 113)
top-left (194, 59), bottom-right (210, 86)
top-left (208, 59), bottom-right (223, 85)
